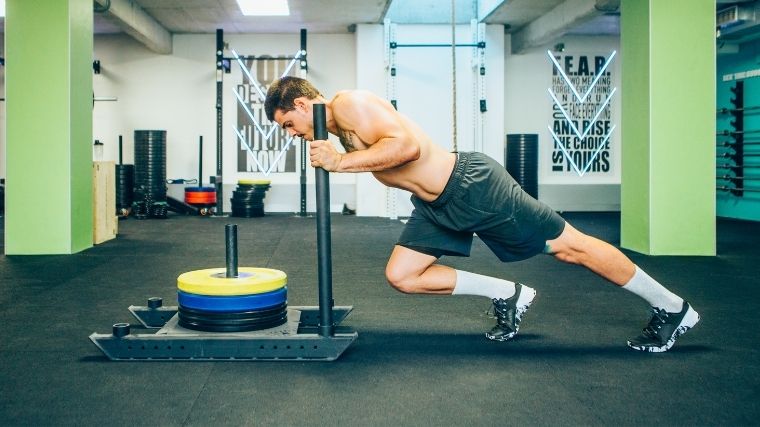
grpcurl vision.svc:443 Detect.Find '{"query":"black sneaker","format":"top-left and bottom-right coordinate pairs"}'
top-left (627, 301), bottom-right (700, 353)
top-left (486, 284), bottom-right (537, 341)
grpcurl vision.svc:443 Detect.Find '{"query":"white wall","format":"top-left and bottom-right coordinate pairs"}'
top-left (92, 32), bottom-right (356, 213)
top-left (355, 23), bottom-right (505, 217)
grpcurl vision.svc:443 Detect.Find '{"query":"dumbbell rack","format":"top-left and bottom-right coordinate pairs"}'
top-left (89, 104), bottom-right (358, 361)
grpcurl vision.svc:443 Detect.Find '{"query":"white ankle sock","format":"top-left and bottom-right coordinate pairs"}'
top-left (622, 266), bottom-right (683, 313)
top-left (453, 270), bottom-right (516, 300)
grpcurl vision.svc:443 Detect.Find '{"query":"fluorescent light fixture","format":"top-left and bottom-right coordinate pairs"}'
top-left (236, 0), bottom-right (290, 16)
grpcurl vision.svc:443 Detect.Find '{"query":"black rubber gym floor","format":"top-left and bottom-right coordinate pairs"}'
top-left (0, 212), bottom-right (758, 426)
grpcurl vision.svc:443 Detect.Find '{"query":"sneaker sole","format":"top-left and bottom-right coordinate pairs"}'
top-left (627, 306), bottom-right (700, 353)
top-left (485, 286), bottom-right (537, 342)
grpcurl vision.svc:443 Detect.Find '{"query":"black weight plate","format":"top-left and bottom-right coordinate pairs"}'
top-left (178, 313), bottom-right (286, 327)
top-left (231, 197), bottom-right (266, 203)
top-left (230, 198), bottom-right (264, 203)
top-left (178, 313), bottom-right (287, 328)
top-left (177, 314), bottom-right (287, 332)
top-left (179, 303), bottom-right (287, 318)
top-left (231, 191), bottom-right (266, 196)
top-left (230, 205), bottom-right (265, 210)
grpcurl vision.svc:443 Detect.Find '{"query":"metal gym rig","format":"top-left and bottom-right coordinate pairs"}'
top-left (89, 104), bottom-right (358, 361)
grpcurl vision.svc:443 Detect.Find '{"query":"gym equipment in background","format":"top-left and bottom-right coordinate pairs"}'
top-left (183, 136), bottom-right (217, 216)
top-left (383, 15), bottom-right (486, 219)
top-left (216, 28), bottom-right (309, 216)
top-left (716, 80), bottom-right (760, 196)
top-left (115, 135), bottom-right (134, 217)
top-left (133, 130), bottom-right (168, 219)
top-left (230, 180), bottom-right (271, 218)
top-left (506, 134), bottom-right (539, 199)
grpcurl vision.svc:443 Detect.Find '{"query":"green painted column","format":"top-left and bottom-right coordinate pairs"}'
top-left (5, 0), bottom-right (93, 254)
top-left (620, 0), bottom-right (715, 255)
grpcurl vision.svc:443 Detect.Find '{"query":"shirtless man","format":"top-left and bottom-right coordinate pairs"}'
top-left (265, 76), bottom-right (699, 352)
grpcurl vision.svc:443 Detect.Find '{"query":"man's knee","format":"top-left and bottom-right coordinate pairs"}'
top-left (384, 263), bottom-right (418, 294)
top-left (548, 224), bottom-right (591, 265)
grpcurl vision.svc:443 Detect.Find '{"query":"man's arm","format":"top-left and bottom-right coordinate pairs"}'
top-left (311, 92), bottom-right (420, 172)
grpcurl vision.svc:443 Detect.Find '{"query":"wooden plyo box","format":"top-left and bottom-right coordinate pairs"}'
top-left (93, 161), bottom-right (117, 244)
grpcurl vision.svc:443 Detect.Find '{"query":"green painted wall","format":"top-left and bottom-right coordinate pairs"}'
top-left (621, 0), bottom-right (715, 255)
top-left (5, 0), bottom-right (93, 254)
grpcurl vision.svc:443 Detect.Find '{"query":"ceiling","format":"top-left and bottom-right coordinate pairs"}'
top-left (86, 0), bottom-right (625, 54)
top-left (92, 0), bottom-right (575, 35)
top-left (10, 0), bottom-right (745, 54)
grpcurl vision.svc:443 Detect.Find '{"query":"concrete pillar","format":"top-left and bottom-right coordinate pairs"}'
top-left (620, 0), bottom-right (716, 255)
top-left (5, 0), bottom-right (93, 254)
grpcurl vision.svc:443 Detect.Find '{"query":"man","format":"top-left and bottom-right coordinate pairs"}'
top-left (265, 76), bottom-right (700, 352)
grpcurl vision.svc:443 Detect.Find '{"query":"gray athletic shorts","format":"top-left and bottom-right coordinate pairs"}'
top-left (397, 151), bottom-right (566, 262)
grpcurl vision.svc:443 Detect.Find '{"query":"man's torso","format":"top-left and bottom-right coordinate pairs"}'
top-left (332, 91), bottom-right (456, 202)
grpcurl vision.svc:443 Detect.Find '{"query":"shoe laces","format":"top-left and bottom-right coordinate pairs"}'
top-left (490, 299), bottom-right (515, 326)
top-left (642, 308), bottom-right (669, 338)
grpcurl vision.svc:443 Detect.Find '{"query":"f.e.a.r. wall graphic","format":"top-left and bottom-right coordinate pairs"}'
top-left (547, 51), bottom-right (616, 176)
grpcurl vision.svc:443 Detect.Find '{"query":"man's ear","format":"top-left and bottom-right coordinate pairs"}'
top-left (293, 97), bottom-right (309, 112)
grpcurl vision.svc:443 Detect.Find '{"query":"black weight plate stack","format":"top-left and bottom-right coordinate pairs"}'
top-left (150, 202), bottom-right (168, 219)
top-left (134, 130), bottom-right (167, 206)
top-left (230, 181), bottom-right (271, 218)
top-left (132, 201), bottom-right (148, 219)
top-left (177, 302), bottom-right (288, 332)
top-left (115, 164), bottom-right (134, 212)
top-left (506, 134), bottom-right (539, 199)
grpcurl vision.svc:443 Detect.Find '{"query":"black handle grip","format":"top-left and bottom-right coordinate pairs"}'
top-left (313, 103), bottom-right (327, 140)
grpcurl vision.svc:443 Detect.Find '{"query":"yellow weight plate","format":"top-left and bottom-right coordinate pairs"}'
top-left (177, 267), bottom-right (287, 296)
top-left (238, 179), bottom-right (271, 185)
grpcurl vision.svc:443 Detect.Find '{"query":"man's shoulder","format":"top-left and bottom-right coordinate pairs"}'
top-left (333, 89), bottom-right (379, 104)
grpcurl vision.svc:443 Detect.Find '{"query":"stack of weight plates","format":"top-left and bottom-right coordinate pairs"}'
top-left (132, 200), bottom-right (149, 220)
top-left (150, 202), bottom-right (168, 219)
top-left (115, 164), bottom-right (134, 216)
top-left (176, 267), bottom-right (288, 332)
top-left (185, 186), bottom-right (216, 207)
top-left (230, 179), bottom-right (271, 218)
top-left (134, 130), bottom-right (167, 204)
top-left (506, 133), bottom-right (539, 199)
top-left (132, 186), bottom-right (167, 219)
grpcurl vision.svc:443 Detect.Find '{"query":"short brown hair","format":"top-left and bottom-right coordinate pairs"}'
top-left (264, 77), bottom-right (322, 121)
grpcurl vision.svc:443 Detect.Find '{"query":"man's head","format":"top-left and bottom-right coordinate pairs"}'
top-left (264, 76), bottom-right (321, 122)
top-left (265, 77), bottom-right (323, 140)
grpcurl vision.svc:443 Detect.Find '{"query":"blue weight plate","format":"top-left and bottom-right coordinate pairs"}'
top-left (184, 186), bottom-right (216, 192)
top-left (177, 287), bottom-right (287, 312)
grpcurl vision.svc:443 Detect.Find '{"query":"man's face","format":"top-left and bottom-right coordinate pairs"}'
top-left (273, 98), bottom-right (314, 140)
